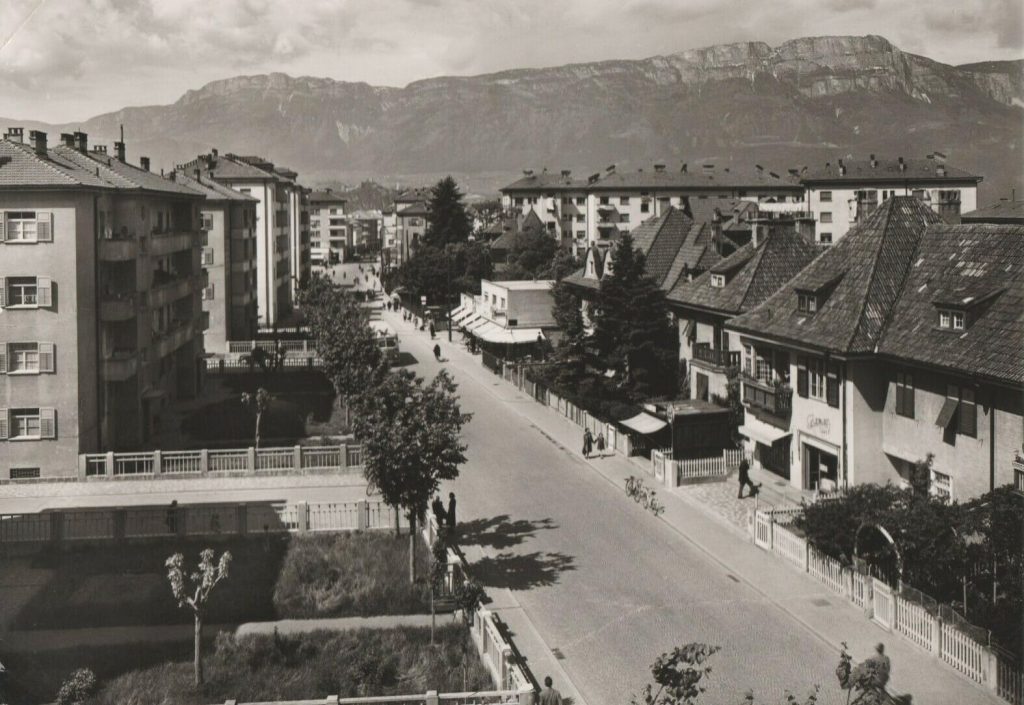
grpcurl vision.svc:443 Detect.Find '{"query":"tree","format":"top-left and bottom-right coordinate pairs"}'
top-left (425, 176), bottom-right (472, 248)
top-left (470, 199), bottom-right (504, 234)
top-left (593, 233), bottom-right (679, 399)
top-left (454, 578), bottom-right (486, 690)
top-left (240, 388), bottom-right (272, 450)
top-left (351, 369), bottom-right (469, 582)
top-left (506, 229), bottom-right (558, 279)
top-left (629, 644), bottom-right (719, 705)
top-left (56, 668), bottom-right (97, 705)
top-left (166, 548), bottom-right (232, 686)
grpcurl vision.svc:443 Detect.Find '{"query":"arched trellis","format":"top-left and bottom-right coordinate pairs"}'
top-left (854, 521), bottom-right (904, 588)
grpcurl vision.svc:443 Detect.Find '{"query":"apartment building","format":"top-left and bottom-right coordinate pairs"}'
top-left (800, 155), bottom-right (981, 243)
top-left (309, 189), bottom-right (348, 265)
top-left (271, 166), bottom-right (312, 296)
top-left (667, 215), bottom-right (820, 404)
top-left (501, 164), bottom-right (805, 254)
top-left (178, 151), bottom-right (294, 326)
top-left (0, 129), bottom-right (205, 478)
top-left (348, 210), bottom-right (382, 255)
top-left (174, 169), bottom-right (259, 355)
top-left (725, 197), bottom-right (1022, 501)
top-left (394, 187), bottom-right (432, 264)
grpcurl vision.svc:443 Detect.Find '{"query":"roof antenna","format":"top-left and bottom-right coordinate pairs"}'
top-left (120, 124), bottom-right (124, 143)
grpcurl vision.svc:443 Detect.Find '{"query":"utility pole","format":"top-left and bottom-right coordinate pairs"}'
top-left (447, 250), bottom-right (453, 342)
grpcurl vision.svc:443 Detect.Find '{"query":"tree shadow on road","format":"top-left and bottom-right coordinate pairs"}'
top-left (471, 551), bottom-right (575, 591)
top-left (392, 352), bottom-right (419, 367)
top-left (457, 515), bottom-right (558, 551)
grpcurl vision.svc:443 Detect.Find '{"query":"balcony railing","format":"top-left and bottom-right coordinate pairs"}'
top-left (692, 342), bottom-right (740, 370)
top-left (101, 349), bottom-right (139, 382)
top-left (150, 275), bottom-right (195, 308)
top-left (100, 292), bottom-right (137, 322)
top-left (742, 376), bottom-right (793, 418)
top-left (99, 238), bottom-right (139, 261)
top-left (154, 321), bottom-right (194, 359)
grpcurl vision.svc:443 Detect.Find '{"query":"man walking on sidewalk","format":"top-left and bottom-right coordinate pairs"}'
top-left (737, 458), bottom-right (759, 498)
top-left (539, 676), bottom-right (562, 705)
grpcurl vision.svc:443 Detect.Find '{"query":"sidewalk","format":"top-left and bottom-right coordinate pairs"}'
top-left (401, 312), bottom-right (1002, 705)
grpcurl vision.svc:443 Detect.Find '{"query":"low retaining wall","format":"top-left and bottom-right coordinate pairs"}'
top-left (216, 688), bottom-right (534, 705)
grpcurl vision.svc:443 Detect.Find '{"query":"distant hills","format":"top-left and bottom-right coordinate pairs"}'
top-left (4, 35), bottom-right (1021, 202)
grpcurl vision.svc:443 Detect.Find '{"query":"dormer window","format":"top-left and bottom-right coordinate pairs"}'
top-left (798, 293), bottom-right (818, 313)
top-left (710, 274), bottom-right (726, 288)
top-left (938, 309), bottom-right (964, 330)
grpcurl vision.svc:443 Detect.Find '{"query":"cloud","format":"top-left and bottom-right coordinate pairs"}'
top-left (0, 0), bottom-right (1020, 123)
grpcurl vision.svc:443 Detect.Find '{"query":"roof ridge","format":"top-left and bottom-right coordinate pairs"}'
top-left (843, 199), bottom-right (896, 350)
top-left (735, 237), bottom-right (776, 311)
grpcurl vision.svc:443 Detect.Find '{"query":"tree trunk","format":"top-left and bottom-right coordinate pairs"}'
top-left (394, 505), bottom-right (401, 537)
top-left (409, 512), bottom-right (418, 583)
top-left (194, 612), bottom-right (203, 686)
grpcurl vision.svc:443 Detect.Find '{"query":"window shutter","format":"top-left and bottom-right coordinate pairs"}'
top-left (39, 407), bottom-right (56, 439)
top-left (0, 408), bottom-right (7, 440)
top-left (905, 375), bottom-right (915, 419)
top-left (959, 392), bottom-right (977, 438)
top-left (36, 276), bottom-right (52, 307)
top-left (796, 357), bottom-right (808, 398)
top-left (202, 247), bottom-right (214, 265)
top-left (0, 212), bottom-right (6, 242)
top-left (36, 212), bottom-right (53, 242)
top-left (0, 344), bottom-right (6, 374)
top-left (826, 367), bottom-right (840, 408)
top-left (0, 277), bottom-right (6, 308)
top-left (39, 342), bottom-right (55, 373)
top-left (894, 378), bottom-right (904, 415)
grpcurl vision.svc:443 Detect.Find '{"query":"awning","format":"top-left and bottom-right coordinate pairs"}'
top-left (448, 305), bottom-right (469, 322)
top-left (463, 315), bottom-right (489, 331)
top-left (935, 397), bottom-right (959, 428)
top-left (476, 327), bottom-right (545, 344)
top-left (619, 412), bottom-right (668, 435)
top-left (470, 321), bottom-right (503, 339)
top-left (738, 417), bottom-right (791, 446)
top-left (452, 308), bottom-right (475, 325)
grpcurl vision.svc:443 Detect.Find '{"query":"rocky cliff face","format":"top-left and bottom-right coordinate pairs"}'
top-left (8, 35), bottom-right (1021, 200)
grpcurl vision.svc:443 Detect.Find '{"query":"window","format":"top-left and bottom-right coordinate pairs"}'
top-left (9, 467), bottom-right (40, 480)
top-left (938, 308), bottom-right (964, 330)
top-left (201, 214), bottom-right (214, 231)
top-left (895, 371), bottom-right (915, 418)
top-left (239, 188), bottom-right (251, 195)
top-left (798, 293), bottom-right (818, 313)
top-left (2, 211), bottom-right (52, 243)
top-left (202, 285), bottom-right (215, 301)
top-left (620, 196), bottom-right (630, 205)
top-left (820, 212), bottom-right (833, 224)
top-left (1, 276), bottom-right (52, 308)
top-left (576, 197), bottom-right (585, 206)
top-left (807, 358), bottom-right (826, 401)
top-left (500, 297), bottom-right (506, 309)
top-left (202, 247), bottom-right (215, 266)
top-left (599, 196), bottom-right (609, 205)
top-left (514, 198), bottom-right (523, 207)
top-left (620, 214), bottom-right (630, 223)
top-left (2, 342), bottom-right (53, 374)
top-left (576, 214), bottom-right (585, 223)
top-left (641, 202), bottom-right (650, 213)
top-left (820, 191), bottom-right (833, 203)
top-left (819, 233), bottom-right (833, 245)
top-left (576, 230), bottom-right (585, 239)
top-left (0, 407), bottom-right (55, 440)
top-left (743, 344), bottom-right (753, 377)
top-left (931, 470), bottom-right (952, 501)
top-left (710, 274), bottom-right (726, 288)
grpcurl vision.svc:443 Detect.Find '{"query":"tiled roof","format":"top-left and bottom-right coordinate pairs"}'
top-left (179, 154), bottom-right (277, 181)
top-left (51, 145), bottom-right (200, 196)
top-left (801, 158), bottom-right (980, 184)
top-left (727, 197), bottom-right (942, 353)
top-left (669, 225), bottom-right (819, 315)
top-left (173, 169), bottom-right (257, 201)
top-left (0, 139), bottom-right (110, 188)
top-left (587, 164), bottom-right (801, 191)
top-left (395, 187), bottom-right (432, 203)
top-left (501, 172), bottom-right (588, 192)
top-left (309, 190), bottom-right (347, 204)
top-left (878, 223), bottom-right (1024, 385)
top-left (398, 202), bottom-right (429, 217)
top-left (960, 200), bottom-right (1024, 224)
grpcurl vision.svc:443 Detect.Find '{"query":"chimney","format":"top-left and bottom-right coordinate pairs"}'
top-left (168, 171), bottom-right (176, 181)
top-left (94, 145), bottom-right (107, 154)
top-left (654, 163), bottom-right (666, 173)
top-left (114, 141), bottom-right (125, 161)
top-left (4, 127), bottom-right (23, 143)
top-left (140, 156), bottom-right (150, 171)
top-left (681, 163), bottom-right (688, 174)
top-left (839, 163), bottom-right (846, 177)
top-left (561, 169), bottom-right (571, 178)
top-left (606, 164), bottom-right (616, 173)
top-left (523, 169), bottom-right (534, 177)
top-left (870, 154), bottom-right (877, 168)
top-left (750, 219), bottom-right (771, 248)
top-left (194, 168), bottom-right (201, 182)
top-left (898, 156), bottom-right (906, 172)
top-left (73, 131), bottom-right (88, 153)
top-left (755, 164), bottom-right (764, 172)
top-left (29, 130), bottom-right (47, 156)
top-left (936, 164), bottom-right (946, 177)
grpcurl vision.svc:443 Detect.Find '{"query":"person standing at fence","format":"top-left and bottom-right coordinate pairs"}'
top-left (447, 492), bottom-right (457, 529)
top-left (737, 458), bottom-right (759, 499)
top-left (431, 495), bottom-right (447, 527)
top-left (540, 676), bottom-right (563, 705)
top-left (582, 428), bottom-right (593, 458)
top-left (166, 500), bottom-right (178, 535)
top-left (595, 431), bottom-right (606, 457)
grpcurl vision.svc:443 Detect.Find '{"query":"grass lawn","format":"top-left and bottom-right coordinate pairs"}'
top-left (14, 532), bottom-right (432, 630)
top-left (4, 626), bottom-right (490, 705)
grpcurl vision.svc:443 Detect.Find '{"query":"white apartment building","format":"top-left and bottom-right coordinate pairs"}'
top-left (309, 190), bottom-right (348, 265)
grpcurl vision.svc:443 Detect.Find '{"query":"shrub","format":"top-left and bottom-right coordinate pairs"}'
top-left (56, 668), bottom-right (97, 705)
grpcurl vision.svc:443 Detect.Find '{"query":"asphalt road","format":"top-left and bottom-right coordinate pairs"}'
top-left (384, 308), bottom-right (856, 705)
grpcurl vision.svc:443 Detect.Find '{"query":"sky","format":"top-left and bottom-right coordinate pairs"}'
top-left (1, 0), bottom-right (1021, 123)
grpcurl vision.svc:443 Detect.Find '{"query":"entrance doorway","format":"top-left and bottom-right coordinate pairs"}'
top-left (695, 372), bottom-right (709, 402)
top-left (803, 443), bottom-right (839, 491)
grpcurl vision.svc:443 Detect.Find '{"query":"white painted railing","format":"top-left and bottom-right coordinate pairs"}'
top-left (0, 514), bottom-right (51, 543)
top-left (998, 658), bottom-right (1024, 705)
top-left (770, 522), bottom-right (808, 571)
top-left (941, 621), bottom-right (988, 684)
top-left (808, 545), bottom-right (848, 596)
top-left (221, 687), bottom-right (533, 705)
top-left (896, 595), bottom-right (937, 652)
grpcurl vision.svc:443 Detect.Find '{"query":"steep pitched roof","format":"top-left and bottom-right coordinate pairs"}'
top-left (0, 139), bottom-right (110, 188)
top-left (728, 197), bottom-right (943, 354)
top-left (53, 146), bottom-right (200, 196)
top-left (173, 169), bottom-right (257, 201)
top-left (501, 172), bottom-right (587, 192)
top-left (800, 158), bottom-right (980, 184)
top-left (669, 225), bottom-right (820, 315)
top-left (878, 223), bottom-right (1024, 385)
top-left (960, 200), bottom-right (1024, 224)
top-left (309, 190), bottom-right (347, 205)
top-left (178, 153), bottom-right (277, 181)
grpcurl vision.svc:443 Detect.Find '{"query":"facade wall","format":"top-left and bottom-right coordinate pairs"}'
top-left (478, 281), bottom-right (555, 328)
top-left (201, 201), bottom-right (257, 353)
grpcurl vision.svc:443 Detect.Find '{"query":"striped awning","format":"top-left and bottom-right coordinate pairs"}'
top-left (476, 327), bottom-right (544, 344)
top-left (619, 412), bottom-right (668, 435)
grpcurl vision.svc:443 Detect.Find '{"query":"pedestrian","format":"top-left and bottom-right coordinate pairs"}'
top-left (429, 321), bottom-right (436, 339)
top-left (866, 643), bottom-right (891, 689)
top-left (446, 492), bottom-right (457, 529)
top-left (539, 676), bottom-right (563, 705)
top-left (582, 428), bottom-right (593, 458)
top-left (737, 457), bottom-right (759, 498)
top-left (166, 499), bottom-right (178, 534)
top-left (433, 343), bottom-right (442, 361)
top-left (431, 495), bottom-right (447, 526)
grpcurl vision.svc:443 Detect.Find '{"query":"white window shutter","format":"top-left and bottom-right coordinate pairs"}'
top-left (0, 344), bottom-right (6, 374)
top-left (0, 212), bottom-right (6, 242)
top-left (36, 212), bottom-right (53, 242)
top-left (39, 407), bottom-right (56, 439)
top-left (39, 342), bottom-right (55, 372)
top-left (0, 277), bottom-right (6, 308)
top-left (36, 276), bottom-right (52, 307)
top-left (0, 408), bottom-right (7, 440)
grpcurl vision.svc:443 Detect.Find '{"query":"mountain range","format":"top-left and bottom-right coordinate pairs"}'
top-left (4, 35), bottom-right (1022, 202)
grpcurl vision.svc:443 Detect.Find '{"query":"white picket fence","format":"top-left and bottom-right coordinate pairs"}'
top-left (653, 448), bottom-right (748, 487)
top-left (750, 508), bottom-right (1021, 702)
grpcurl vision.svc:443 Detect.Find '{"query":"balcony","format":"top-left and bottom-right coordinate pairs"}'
top-left (150, 275), bottom-right (195, 308)
top-left (742, 376), bottom-right (792, 426)
top-left (148, 230), bottom-right (195, 256)
top-left (154, 321), bottom-right (194, 359)
top-left (100, 293), bottom-right (137, 322)
top-left (692, 342), bottom-right (740, 370)
top-left (99, 238), bottom-right (139, 262)
top-left (102, 349), bottom-right (139, 382)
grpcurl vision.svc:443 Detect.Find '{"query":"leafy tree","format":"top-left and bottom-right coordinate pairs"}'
top-left (425, 176), bottom-right (472, 248)
top-left (166, 548), bottom-right (232, 686)
top-left (454, 578), bottom-right (487, 691)
top-left (56, 668), bottom-right (97, 705)
top-left (398, 244), bottom-right (449, 305)
top-left (471, 199), bottom-right (504, 234)
top-left (448, 241), bottom-right (493, 296)
top-left (351, 369), bottom-right (469, 582)
top-left (593, 233), bottom-right (679, 399)
top-left (503, 229), bottom-right (558, 279)
top-left (241, 388), bottom-right (272, 450)
top-left (629, 643), bottom-right (719, 705)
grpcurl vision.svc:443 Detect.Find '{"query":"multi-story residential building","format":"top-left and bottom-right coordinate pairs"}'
top-left (394, 187), bottom-right (432, 264)
top-left (270, 166), bottom-right (311, 296)
top-left (309, 189), bottom-right (348, 265)
top-left (348, 210), bottom-right (382, 255)
top-left (178, 151), bottom-right (294, 326)
top-left (381, 206), bottom-right (398, 270)
top-left (800, 156), bottom-right (981, 243)
top-left (725, 196), bottom-right (1022, 501)
top-left (174, 169), bottom-right (259, 355)
top-left (501, 164), bottom-right (805, 255)
top-left (0, 129), bottom-right (205, 478)
top-left (667, 215), bottom-right (820, 404)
